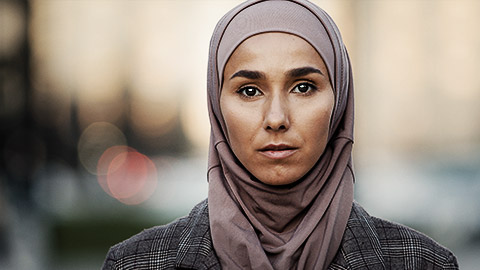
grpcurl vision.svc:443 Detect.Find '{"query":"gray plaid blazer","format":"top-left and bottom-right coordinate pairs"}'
top-left (102, 200), bottom-right (458, 269)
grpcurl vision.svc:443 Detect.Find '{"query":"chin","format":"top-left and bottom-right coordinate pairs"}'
top-left (255, 173), bottom-right (301, 186)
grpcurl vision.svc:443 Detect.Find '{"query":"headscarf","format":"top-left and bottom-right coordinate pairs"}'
top-left (207, 0), bottom-right (355, 269)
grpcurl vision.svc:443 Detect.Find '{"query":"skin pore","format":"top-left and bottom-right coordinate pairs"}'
top-left (220, 32), bottom-right (335, 185)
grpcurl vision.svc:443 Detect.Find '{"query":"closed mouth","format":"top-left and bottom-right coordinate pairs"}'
top-left (259, 144), bottom-right (297, 151)
top-left (258, 144), bottom-right (298, 159)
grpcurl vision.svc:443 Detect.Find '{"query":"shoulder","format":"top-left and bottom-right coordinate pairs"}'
top-left (330, 202), bottom-right (458, 269)
top-left (370, 212), bottom-right (458, 269)
top-left (102, 199), bottom-right (220, 270)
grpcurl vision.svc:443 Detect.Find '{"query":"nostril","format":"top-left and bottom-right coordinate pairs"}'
top-left (266, 124), bottom-right (287, 131)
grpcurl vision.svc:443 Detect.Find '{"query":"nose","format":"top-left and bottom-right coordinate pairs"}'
top-left (263, 94), bottom-right (290, 132)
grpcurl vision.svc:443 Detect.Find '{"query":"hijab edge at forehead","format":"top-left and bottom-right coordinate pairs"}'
top-left (215, 0), bottom-right (338, 88)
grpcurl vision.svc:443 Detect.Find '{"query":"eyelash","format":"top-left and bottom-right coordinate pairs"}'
top-left (236, 82), bottom-right (317, 99)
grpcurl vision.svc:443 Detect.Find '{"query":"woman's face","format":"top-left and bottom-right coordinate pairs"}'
top-left (220, 32), bottom-right (334, 186)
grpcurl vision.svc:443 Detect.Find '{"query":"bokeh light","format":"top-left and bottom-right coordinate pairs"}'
top-left (77, 122), bottom-right (127, 174)
top-left (96, 145), bottom-right (132, 197)
top-left (97, 146), bottom-right (157, 205)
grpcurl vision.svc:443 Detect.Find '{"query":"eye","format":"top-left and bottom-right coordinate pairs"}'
top-left (291, 83), bottom-right (316, 94)
top-left (237, 86), bottom-right (262, 97)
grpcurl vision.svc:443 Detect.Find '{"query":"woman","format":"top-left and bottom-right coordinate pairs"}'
top-left (103, 0), bottom-right (458, 269)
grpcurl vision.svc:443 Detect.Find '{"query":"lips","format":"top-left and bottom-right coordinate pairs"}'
top-left (258, 144), bottom-right (298, 159)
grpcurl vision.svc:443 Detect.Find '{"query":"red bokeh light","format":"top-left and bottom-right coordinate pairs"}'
top-left (97, 145), bottom-right (157, 205)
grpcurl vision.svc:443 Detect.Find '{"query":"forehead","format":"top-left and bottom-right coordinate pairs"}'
top-left (224, 32), bottom-right (327, 74)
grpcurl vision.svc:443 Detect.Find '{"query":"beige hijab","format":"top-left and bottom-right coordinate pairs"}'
top-left (207, 0), bottom-right (355, 269)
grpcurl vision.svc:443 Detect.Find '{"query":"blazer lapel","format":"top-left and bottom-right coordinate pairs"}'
top-left (329, 202), bottom-right (386, 270)
top-left (175, 200), bottom-right (221, 270)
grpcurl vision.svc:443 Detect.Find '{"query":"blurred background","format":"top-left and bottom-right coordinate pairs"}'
top-left (0, 0), bottom-right (479, 269)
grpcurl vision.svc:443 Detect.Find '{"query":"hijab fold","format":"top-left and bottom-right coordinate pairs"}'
top-left (207, 1), bottom-right (355, 269)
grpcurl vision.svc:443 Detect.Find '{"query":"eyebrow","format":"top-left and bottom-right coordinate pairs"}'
top-left (286, 66), bottom-right (323, 78)
top-left (230, 70), bottom-right (266, 80)
top-left (229, 66), bottom-right (323, 81)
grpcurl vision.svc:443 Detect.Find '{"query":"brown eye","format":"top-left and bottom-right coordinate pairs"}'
top-left (292, 83), bottom-right (316, 94)
top-left (298, 84), bottom-right (309, 93)
top-left (238, 86), bottom-right (261, 97)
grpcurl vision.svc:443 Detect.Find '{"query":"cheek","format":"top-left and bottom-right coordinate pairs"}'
top-left (221, 99), bottom-right (259, 155)
top-left (299, 101), bottom-right (333, 156)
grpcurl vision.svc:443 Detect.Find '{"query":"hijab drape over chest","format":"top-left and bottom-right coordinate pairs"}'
top-left (206, 0), bottom-right (355, 269)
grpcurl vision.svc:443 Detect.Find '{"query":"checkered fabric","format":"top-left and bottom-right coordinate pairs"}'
top-left (102, 200), bottom-right (219, 270)
top-left (102, 200), bottom-right (458, 269)
top-left (328, 202), bottom-right (458, 270)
